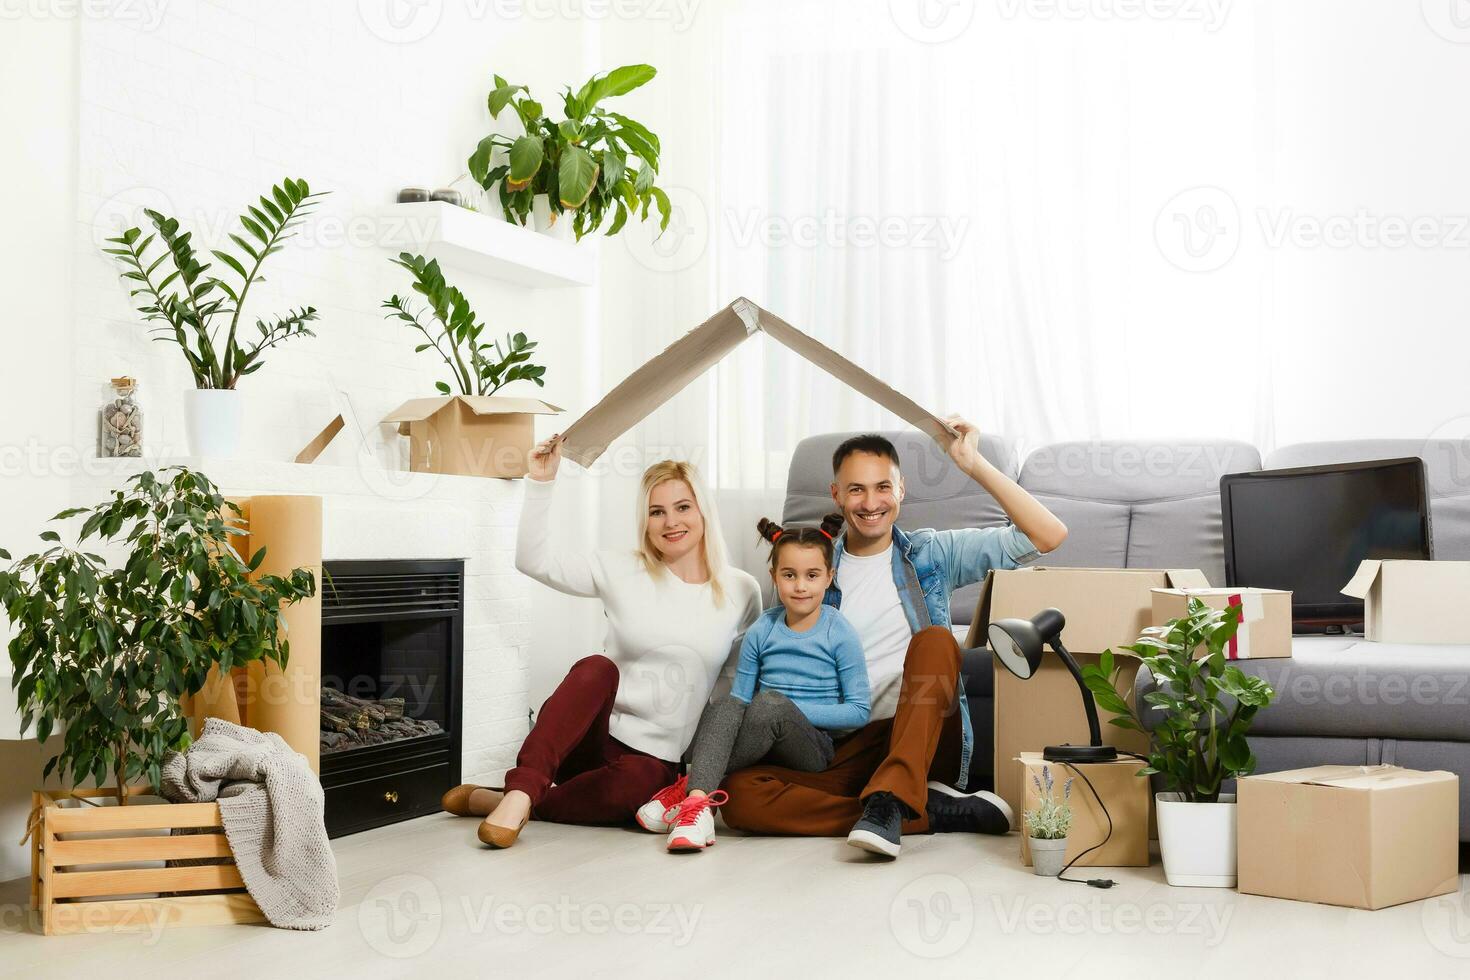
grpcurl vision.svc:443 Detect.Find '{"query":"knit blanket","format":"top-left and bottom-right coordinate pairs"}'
top-left (160, 718), bottom-right (339, 930)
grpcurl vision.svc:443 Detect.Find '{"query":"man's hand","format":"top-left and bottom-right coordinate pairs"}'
top-left (942, 414), bottom-right (990, 474)
top-left (528, 433), bottom-right (563, 482)
top-left (937, 413), bottom-right (1068, 554)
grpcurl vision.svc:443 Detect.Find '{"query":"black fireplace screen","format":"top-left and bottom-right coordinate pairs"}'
top-left (319, 559), bottom-right (464, 837)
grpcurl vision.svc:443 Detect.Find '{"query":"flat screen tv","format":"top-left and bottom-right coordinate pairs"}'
top-left (1220, 457), bottom-right (1432, 630)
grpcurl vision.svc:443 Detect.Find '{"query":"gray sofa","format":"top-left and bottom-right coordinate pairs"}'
top-left (782, 432), bottom-right (1470, 840)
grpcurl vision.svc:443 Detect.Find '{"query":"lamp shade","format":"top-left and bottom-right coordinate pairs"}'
top-left (988, 607), bottom-right (1066, 680)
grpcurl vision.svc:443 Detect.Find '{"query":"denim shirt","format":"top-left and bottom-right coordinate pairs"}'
top-left (823, 522), bottom-right (1041, 788)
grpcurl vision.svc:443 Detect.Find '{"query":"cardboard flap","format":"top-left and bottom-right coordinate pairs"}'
top-left (1340, 559), bottom-right (1383, 599)
top-left (458, 396), bottom-right (562, 417)
top-left (559, 297), bottom-right (958, 468)
top-left (1254, 764), bottom-right (1451, 790)
top-left (1165, 569), bottom-right (1211, 589)
top-left (382, 396), bottom-right (455, 425)
top-left (383, 395), bottom-right (563, 427)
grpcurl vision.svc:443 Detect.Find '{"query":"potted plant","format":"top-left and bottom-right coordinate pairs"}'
top-left (382, 252), bottom-right (547, 395)
top-left (3, 467), bottom-right (316, 803)
top-left (1024, 764), bottom-right (1073, 877)
top-left (467, 64), bottom-right (671, 241)
top-left (102, 178), bottom-right (325, 456)
top-left (1081, 596), bottom-right (1277, 887)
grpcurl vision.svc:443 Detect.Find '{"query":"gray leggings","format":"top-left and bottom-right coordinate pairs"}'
top-left (686, 690), bottom-right (836, 793)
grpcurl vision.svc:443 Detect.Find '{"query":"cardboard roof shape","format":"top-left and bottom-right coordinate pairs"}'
top-left (561, 297), bottom-right (958, 467)
top-left (382, 395), bottom-right (563, 436)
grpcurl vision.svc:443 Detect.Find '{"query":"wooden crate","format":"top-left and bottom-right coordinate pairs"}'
top-left (29, 786), bottom-right (265, 936)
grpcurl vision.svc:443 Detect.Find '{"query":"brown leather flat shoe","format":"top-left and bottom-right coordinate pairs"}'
top-left (442, 784), bottom-right (504, 817)
top-left (477, 813), bottom-right (529, 849)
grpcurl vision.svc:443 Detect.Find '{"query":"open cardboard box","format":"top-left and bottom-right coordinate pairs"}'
top-left (382, 395), bottom-right (562, 479)
top-left (1341, 559), bottom-right (1470, 644)
top-left (964, 566), bottom-right (1210, 818)
top-left (559, 297), bottom-right (959, 466)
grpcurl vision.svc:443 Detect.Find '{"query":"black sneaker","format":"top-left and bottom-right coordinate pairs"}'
top-left (847, 791), bottom-right (904, 857)
top-left (925, 781), bottom-right (1014, 835)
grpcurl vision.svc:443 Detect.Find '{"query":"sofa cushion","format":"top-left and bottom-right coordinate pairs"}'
top-left (1019, 440), bottom-right (1261, 584)
top-left (782, 431), bottom-right (1020, 626)
top-left (1265, 439), bottom-right (1470, 560)
top-left (1135, 637), bottom-right (1470, 742)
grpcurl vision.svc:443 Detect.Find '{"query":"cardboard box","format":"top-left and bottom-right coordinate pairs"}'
top-left (382, 395), bottom-right (561, 479)
top-left (559, 298), bottom-right (959, 467)
top-left (1341, 559), bottom-right (1470, 644)
top-left (1238, 765), bottom-right (1459, 910)
top-left (1151, 587), bottom-right (1292, 660)
top-left (1018, 752), bottom-right (1150, 868)
top-left (964, 566), bottom-right (1209, 818)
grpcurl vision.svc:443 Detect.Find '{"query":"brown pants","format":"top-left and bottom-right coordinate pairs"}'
top-left (720, 626), bottom-right (963, 836)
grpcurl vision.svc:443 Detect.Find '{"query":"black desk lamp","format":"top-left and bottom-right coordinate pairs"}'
top-left (988, 607), bottom-right (1118, 763)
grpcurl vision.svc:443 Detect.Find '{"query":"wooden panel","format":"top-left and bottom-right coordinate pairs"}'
top-left (45, 801), bottom-right (222, 835)
top-left (46, 892), bottom-right (265, 936)
top-left (50, 864), bottom-right (244, 899)
top-left (48, 832), bottom-right (233, 867)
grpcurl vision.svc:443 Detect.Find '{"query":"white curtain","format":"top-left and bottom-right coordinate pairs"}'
top-left (599, 0), bottom-right (1470, 577)
top-left (705, 0), bottom-right (1270, 499)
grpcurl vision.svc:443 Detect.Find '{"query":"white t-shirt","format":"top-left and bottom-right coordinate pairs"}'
top-left (835, 546), bottom-right (913, 721)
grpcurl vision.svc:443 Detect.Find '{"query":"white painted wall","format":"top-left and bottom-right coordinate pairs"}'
top-left (0, 0), bottom-right (604, 882)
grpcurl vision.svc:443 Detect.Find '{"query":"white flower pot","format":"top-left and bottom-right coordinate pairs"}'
top-left (184, 388), bottom-right (243, 457)
top-left (532, 194), bottom-right (572, 239)
top-left (1029, 836), bottom-right (1069, 877)
top-left (1155, 791), bottom-right (1237, 888)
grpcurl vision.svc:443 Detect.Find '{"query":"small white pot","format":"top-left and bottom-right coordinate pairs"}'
top-left (532, 194), bottom-right (572, 239)
top-left (1155, 792), bottom-right (1237, 888)
top-left (1029, 836), bottom-right (1069, 877)
top-left (184, 388), bottom-right (243, 457)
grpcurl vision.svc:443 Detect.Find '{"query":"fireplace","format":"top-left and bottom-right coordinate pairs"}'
top-left (319, 558), bottom-right (464, 838)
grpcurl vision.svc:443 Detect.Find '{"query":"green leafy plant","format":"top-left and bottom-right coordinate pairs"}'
top-left (1081, 597), bottom-right (1277, 803)
top-left (1, 468), bottom-right (316, 803)
top-left (103, 178), bottom-right (326, 389)
top-left (382, 252), bottom-right (546, 396)
top-left (467, 64), bottom-right (671, 240)
top-left (1024, 765), bottom-right (1073, 839)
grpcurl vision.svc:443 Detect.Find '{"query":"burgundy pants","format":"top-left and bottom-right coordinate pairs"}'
top-left (504, 654), bottom-right (679, 826)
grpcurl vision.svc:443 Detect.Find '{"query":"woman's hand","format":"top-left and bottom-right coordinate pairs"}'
top-left (528, 433), bottom-right (563, 482)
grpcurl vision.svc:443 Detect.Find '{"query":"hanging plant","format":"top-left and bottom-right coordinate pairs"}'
top-left (468, 65), bottom-right (671, 240)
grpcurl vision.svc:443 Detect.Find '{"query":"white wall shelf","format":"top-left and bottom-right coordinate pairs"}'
top-left (373, 201), bottom-right (596, 288)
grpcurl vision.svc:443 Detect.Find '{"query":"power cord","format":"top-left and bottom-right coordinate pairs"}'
top-left (1051, 750), bottom-right (1150, 889)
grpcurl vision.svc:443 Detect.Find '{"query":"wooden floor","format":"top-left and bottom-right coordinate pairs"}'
top-left (3, 815), bottom-right (1469, 979)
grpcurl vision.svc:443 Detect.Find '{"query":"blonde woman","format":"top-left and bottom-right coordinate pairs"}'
top-left (442, 434), bottom-right (762, 848)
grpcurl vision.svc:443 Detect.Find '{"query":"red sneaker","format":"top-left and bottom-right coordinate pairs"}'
top-left (635, 775), bottom-right (690, 833)
top-left (666, 791), bottom-right (728, 853)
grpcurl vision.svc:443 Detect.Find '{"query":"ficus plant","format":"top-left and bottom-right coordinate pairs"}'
top-left (1080, 597), bottom-right (1277, 803)
top-left (103, 178), bottom-right (326, 389)
top-left (467, 64), bottom-right (671, 240)
top-left (0, 468), bottom-right (316, 804)
top-left (382, 252), bottom-right (546, 396)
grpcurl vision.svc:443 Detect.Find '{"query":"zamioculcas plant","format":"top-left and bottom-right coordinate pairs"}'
top-left (468, 64), bottom-right (671, 240)
top-left (1080, 596), bottom-right (1277, 803)
top-left (0, 468), bottom-right (316, 803)
top-left (103, 178), bottom-right (326, 389)
top-left (382, 252), bottom-right (546, 396)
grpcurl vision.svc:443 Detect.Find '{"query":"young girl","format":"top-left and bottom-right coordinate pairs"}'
top-left (635, 513), bottom-right (870, 852)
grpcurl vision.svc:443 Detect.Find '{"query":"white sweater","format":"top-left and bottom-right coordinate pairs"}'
top-left (515, 476), bottom-right (762, 763)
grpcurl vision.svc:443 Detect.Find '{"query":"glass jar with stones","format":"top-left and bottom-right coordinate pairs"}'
top-left (98, 376), bottom-right (144, 458)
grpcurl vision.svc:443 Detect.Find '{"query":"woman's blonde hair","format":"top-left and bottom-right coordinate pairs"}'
top-left (636, 459), bottom-right (731, 607)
